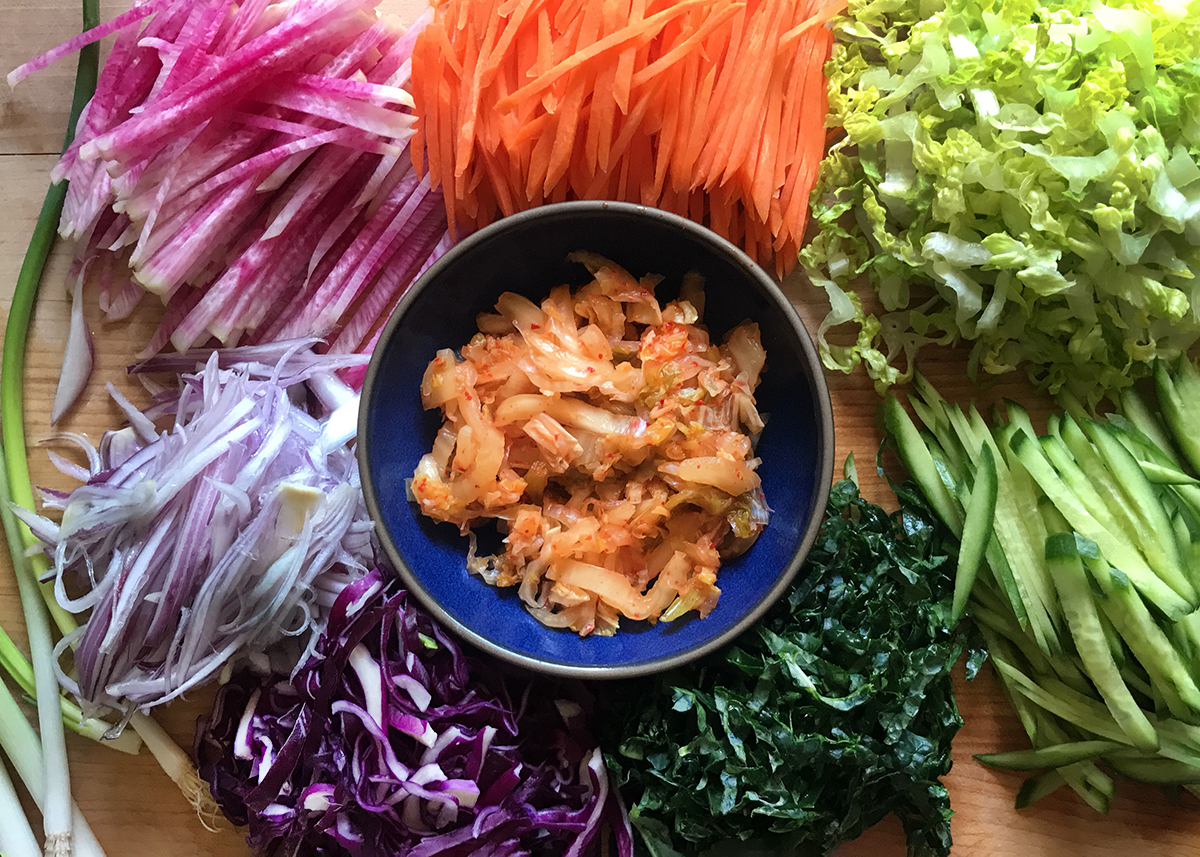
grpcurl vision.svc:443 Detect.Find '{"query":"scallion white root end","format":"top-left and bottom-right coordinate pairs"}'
top-left (129, 713), bottom-right (222, 832)
top-left (43, 831), bottom-right (72, 857)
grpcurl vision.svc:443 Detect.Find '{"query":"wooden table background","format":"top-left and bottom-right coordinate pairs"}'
top-left (2, 1), bottom-right (1200, 854)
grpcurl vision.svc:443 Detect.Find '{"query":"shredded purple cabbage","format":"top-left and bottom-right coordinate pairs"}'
top-left (196, 569), bottom-right (633, 857)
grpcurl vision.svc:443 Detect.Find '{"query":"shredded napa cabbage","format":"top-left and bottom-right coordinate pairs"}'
top-left (802, 0), bottom-right (1200, 406)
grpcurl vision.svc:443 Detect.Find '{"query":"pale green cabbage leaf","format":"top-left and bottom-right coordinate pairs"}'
top-left (801, 0), bottom-right (1200, 405)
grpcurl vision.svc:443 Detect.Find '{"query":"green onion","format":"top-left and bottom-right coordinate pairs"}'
top-left (1, 0), bottom-right (222, 837)
top-left (0, 680), bottom-right (107, 857)
top-left (0, 438), bottom-right (74, 855)
top-left (0, 752), bottom-right (39, 857)
top-left (1, 0), bottom-right (98, 853)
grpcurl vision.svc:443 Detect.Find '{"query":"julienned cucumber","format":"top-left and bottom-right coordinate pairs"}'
top-left (884, 359), bottom-right (1200, 811)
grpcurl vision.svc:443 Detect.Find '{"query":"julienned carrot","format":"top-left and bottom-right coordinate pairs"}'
top-left (494, 0), bottom-right (710, 112)
top-left (415, 0), bottom-right (843, 274)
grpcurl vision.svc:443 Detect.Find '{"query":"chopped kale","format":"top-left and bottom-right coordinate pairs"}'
top-left (598, 476), bottom-right (964, 857)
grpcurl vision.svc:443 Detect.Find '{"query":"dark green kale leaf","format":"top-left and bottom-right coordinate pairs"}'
top-left (598, 477), bottom-right (964, 857)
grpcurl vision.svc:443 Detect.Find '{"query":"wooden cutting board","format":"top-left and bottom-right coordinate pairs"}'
top-left (1, 1), bottom-right (1198, 854)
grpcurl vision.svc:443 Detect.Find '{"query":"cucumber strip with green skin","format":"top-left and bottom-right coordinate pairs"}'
top-left (1015, 769), bottom-right (1067, 808)
top-left (1104, 413), bottom-right (1184, 471)
top-left (1165, 499), bottom-right (1200, 595)
top-left (1046, 413), bottom-right (1062, 441)
top-left (1106, 754), bottom-right (1200, 784)
top-left (972, 600), bottom-right (1061, 683)
top-left (1156, 360), bottom-right (1200, 477)
top-left (1085, 556), bottom-right (1200, 722)
top-left (883, 395), bottom-right (963, 534)
top-left (1044, 533), bottom-right (1159, 750)
top-left (1119, 387), bottom-right (1178, 462)
top-left (1171, 483), bottom-right (1200, 526)
top-left (1155, 716), bottom-right (1200, 757)
top-left (979, 628), bottom-right (1049, 744)
top-left (1035, 714), bottom-right (1117, 800)
top-left (925, 434), bottom-right (967, 504)
top-left (1058, 417), bottom-right (1150, 541)
top-left (1027, 709), bottom-right (1114, 810)
top-left (953, 444), bottom-right (997, 623)
top-left (1139, 460), bottom-right (1200, 485)
top-left (1010, 431), bottom-right (1193, 619)
top-left (975, 740), bottom-right (1123, 771)
top-left (1041, 431), bottom-right (1142, 551)
top-left (1083, 420), bottom-right (1194, 604)
top-left (1098, 605), bottom-right (1126, 671)
top-left (911, 368), bottom-right (949, 416)
top-left (1121, 664), bottom-right (1154, 702)
top-left (1003, 400), bottom-right (1038, 442)
top-left (1056, 389), bottom-right (1090, 424)
top-left (995, 658), bottom-right (1135, 745)
top-left (1173, 612), bottom-right (1200, 675)
top-left (938, 413), bottom-right (1052, 639)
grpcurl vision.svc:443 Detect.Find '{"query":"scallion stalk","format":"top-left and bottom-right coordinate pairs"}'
top-left (0, 755), bottom-right (40, 857)
top-left (2, 0), bottom-right (220, 835)
top-left (0, 680), bottom-right (108, 857)
top-left (129, 713), bottom-right (221, 830)
top-left (1, 2), bottom-right (99, 854)
top-left (0, 447), bottom-right (74, 856)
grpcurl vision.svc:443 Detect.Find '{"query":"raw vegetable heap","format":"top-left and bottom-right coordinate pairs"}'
top-left (18, 342), bottom-right (374, 716)
top-left (412, 253), bottom-right (769, 635)
top-left (10, 0), bottom-right (451, 365)
top-left (804, 0), bottom-right (1200, 406)
top-left (197, 569), bottom-right (632, 857)
top-left (598, 470), bottom-right (965, 857)
top-left (887, 362), bottom-right (1200, 811)
top-left (413, 0), bottom-right (843, 272)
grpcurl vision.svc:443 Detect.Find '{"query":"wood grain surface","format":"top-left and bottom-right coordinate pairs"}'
top-left (1, 2), bottom-right (1199, 855)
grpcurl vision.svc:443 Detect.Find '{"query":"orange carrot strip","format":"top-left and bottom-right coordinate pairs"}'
top-left (584, 0), bottom-right (629, 174)
top-left (676, 51), bottom-right (719, 189)
top-left (665, 33), bottom-right (700, 194)
top-left (606, 74), bottom-right (666, 167)
top-left (505, 110), bottom-right (554, 149)
top-left (494, 0), bottom-right (709, 113)
top-left (410, 21), bottom-right (431, 173)
top-left (484, 0), bottom-right (543, 82)
top-left (544, 0), bottom-right (605, 192)
top-left (690, 0), bottom-right (749, 186)
top-left (524, 119), bottom-right (556, 203)
top-left (435, 17), bottom-right (465, 79)
top-left (454, 10), bottom-right (489, 192)
top-left (778, 0), bottom-right (847, 50)
top-left (629, 0), bottom-right (742, 90)
top-left (610, 0), bottom-right (645, 120)
top-left (718, 0), bottom-right (792, 191)
top-left (777, 26), bottom-right (833, 265)
top-left (480, 146), bottom-right (518, 216)
top-left (747, 27), bottom-right (789, 221)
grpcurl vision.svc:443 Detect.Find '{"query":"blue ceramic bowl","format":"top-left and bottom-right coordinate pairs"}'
top-left (358, 201), bottom-right (834, 679)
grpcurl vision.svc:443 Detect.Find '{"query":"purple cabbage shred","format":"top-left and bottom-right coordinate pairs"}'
top-left (196, 569), bottom-right (633, 857)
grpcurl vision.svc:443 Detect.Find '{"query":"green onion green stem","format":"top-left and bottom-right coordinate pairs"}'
top-left (1, 1), bottom-right (99, 854)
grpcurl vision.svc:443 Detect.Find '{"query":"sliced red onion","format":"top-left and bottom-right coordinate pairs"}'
top-left (25, 346), bottom-right (375, 715)
top-left (50, 260), bottom-right (96, 425)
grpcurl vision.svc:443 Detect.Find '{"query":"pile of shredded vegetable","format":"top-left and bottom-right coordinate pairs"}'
top-left (197, 569), bottom-right (633, 857)
top-left (17, 341), bottom-right (374, 717)
top-left (411, 253), bottom-right (769, 636)
top-left (412, 0), bottom-right (843, 274)
top-left (9, 0), bottom-right (451, 366)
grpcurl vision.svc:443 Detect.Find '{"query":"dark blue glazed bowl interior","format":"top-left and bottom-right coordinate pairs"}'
top-left (359, 201), bottom-right (833, 678)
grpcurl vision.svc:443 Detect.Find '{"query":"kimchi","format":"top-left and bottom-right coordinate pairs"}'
top-left (410, 252), bottom-right (769, 636)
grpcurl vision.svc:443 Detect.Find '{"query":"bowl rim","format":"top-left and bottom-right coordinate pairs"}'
top-left (358, 199), bottom-right (835, 679)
